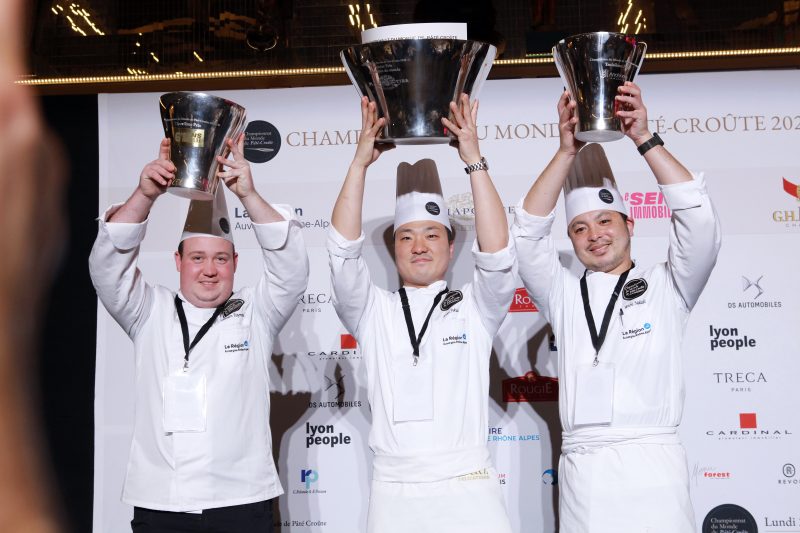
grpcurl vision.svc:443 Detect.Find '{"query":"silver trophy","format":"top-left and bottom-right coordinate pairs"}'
top-left (341, 39), bottom-right (496, 144)
top-left (159, 92), bottom-right (247, 200)
top-left (553, 32), bottom-right (646, 142)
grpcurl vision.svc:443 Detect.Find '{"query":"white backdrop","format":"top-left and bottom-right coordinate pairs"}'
top-left (95, 70), bottom-right (800, 533)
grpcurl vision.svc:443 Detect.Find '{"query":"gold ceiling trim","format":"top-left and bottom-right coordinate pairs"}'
top-left (15, 46), bottom-right (800, 86)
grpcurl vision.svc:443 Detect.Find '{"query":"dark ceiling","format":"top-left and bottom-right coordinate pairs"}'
top-left (27, 0), bottom-right (800, 82)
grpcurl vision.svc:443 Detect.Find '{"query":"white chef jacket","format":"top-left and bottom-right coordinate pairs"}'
top-left (512, 176), bottom-right (721, 533)
top-left (89, 203), bottom-right (308, 512)
top-left (327, 227), bottom-right (516, 533)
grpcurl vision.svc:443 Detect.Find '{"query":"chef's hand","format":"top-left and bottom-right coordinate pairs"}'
top-left (137, 138), bottom-right (176, 200)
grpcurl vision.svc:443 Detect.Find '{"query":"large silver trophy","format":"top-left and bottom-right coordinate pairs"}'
top-left (341, 37), bottom-right (496, 144)
top-left (159, 92), bottom-right (247, 200)
top-left (553, 32), bottom-right (646, 142)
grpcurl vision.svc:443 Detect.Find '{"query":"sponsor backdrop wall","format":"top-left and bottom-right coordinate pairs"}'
top-left (96, 70), bottom-right (800, 533)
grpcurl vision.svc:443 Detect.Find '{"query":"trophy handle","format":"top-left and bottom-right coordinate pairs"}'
top-left (631, 41), bottom-right (647, 78)
top-left (467, 43), bottom-right (497, 102)
top-left (341, 48), bottom-right (368, 99)
top-left (552, 44), bottom-right (571, 98)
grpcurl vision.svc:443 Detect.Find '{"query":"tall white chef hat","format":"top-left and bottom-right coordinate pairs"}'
top-left (564, 143), bottom-right (628, 224)
top-left (180, 186), bottom-right (234, 244)
top-left (394, 159), bottom-right (452, 233)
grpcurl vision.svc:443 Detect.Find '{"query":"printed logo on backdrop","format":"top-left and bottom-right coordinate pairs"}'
top-left (622, 191), bottom-right (672, 220)
top-left (727, 275), bottom-right (783, 310)
top-left (295, 469), bottom-right (326, 494)
top-left (706, 412), bottom-right (792, 441)
top-left (542, 469), bottom-right (558, 485)
top-left (691, 463), bottom-right (732, 486)
top-left (308, 371), bottom-right (363, 409)
top-left (305, 334), bottom-right (361, 360)
top-left (778, 462), bottom-right (798, 486)
top-left (712, 370), bottom-right (767, 393)
top-left (487, 426), bottom-right (541, 444)
top-left (233, 205), bottom-right (303, 231)
top-left (702, 504), bottom-right (757, 533)
top-left (305, 422), bottom-right (352, 448)
top-left (772, 176), bottom-right (800, 229)
top-left (235, 204), bottom-right (330, 231)
top-left (243, 120), bottom-right (281, 163)
top-left (296, 210), bottom-right (330, 230)
top-left (508, 288), bottom-right (538, 313)
top-left (709, 325), bottom-right (757, 351)
top-left (279, 518), bottom-right (328, 528)
top-left (446, 192), bottom-right (516, 231)
top-left (502, 371), bottom-right (558, 402)
top-left (298, 291), bottom-right (332, 314)
top-left (497, 471), bottom-right (508, 485)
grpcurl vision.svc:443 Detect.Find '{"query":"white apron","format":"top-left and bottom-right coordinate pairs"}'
top-left (367, 468), bottom-right (512, 533)
top-left (559, 427), bottom-right (695, 533)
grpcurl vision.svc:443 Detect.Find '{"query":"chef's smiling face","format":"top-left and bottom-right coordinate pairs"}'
top-left (568, 209), bottom-right (634, 275)
top-left (175, 236), bottom-right (238, 308)
top-left (394, 221), bottom-right (454, 289)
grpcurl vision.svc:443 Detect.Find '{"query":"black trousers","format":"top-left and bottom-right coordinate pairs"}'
top-left (131, 499), bottom-right (273, 533)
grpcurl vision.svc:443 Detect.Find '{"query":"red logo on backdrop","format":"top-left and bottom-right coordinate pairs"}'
top-left (340, 334), bottom-right (357, 349)
top-left (509, 288), bottom-right (538, 313)
top-left (783, 178), bottom-right (800, 200)
top-left (502, 371), bottom-right (558, 402)
top-left (739, 412), bottom-right (757, 429)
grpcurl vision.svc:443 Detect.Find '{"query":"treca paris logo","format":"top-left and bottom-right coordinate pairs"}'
top-left (502, 371), bottom-right (558, 402)
top-left (508, 288), bottom-right (538, 313)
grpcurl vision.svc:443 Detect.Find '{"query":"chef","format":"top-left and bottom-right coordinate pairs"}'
top-left (89, 135), bottom-right (309, 532)
top-left (327, 95), bottom-right (516, 533)
top-left (512, 82), bottom-right (721, 532)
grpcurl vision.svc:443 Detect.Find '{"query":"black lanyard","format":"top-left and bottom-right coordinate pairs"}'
top-left (580, 264), bottom-right (633, 366)
top-left (174, 294), bottom-right (228, 370)
top-left (398, 287), bottom-right (449, 365)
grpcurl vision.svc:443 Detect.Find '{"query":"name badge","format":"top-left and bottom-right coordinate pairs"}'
top-left (392, 353), bottom-right (434, 422)
top-left (163, 371), bottom-right (207, 433)
top-left (573, 363), bottom-right (615, 426)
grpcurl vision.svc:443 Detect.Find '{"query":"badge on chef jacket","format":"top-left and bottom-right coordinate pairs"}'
top-left (440, 290), bottom-right (463, 311)
top-left (573, 363), bottom-right (615, 426)
top-left (163, 371), bottom-right (208, 433)
top-left (392, 353), bottom-right (434, 422)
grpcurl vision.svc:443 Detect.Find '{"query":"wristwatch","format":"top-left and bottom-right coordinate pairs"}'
top-left (464, 156), bottom-right (489, 174)
top-left (636, 133), bottom-right (664, 156)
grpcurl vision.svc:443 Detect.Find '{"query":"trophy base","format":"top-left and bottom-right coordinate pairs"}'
top-left (575, 129), bottom-right (624, 143)
top-left (378, 136), bottom-right (451, 145)
top-left (168, 185), bottom-right (215, 201)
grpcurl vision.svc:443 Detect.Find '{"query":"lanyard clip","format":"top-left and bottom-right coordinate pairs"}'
top-left (413, 355), bottom-right (419, 367)
top-left (592, 353), bottom-right (599, 367)
top-left (182, 358), bottom-right (189, 372)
